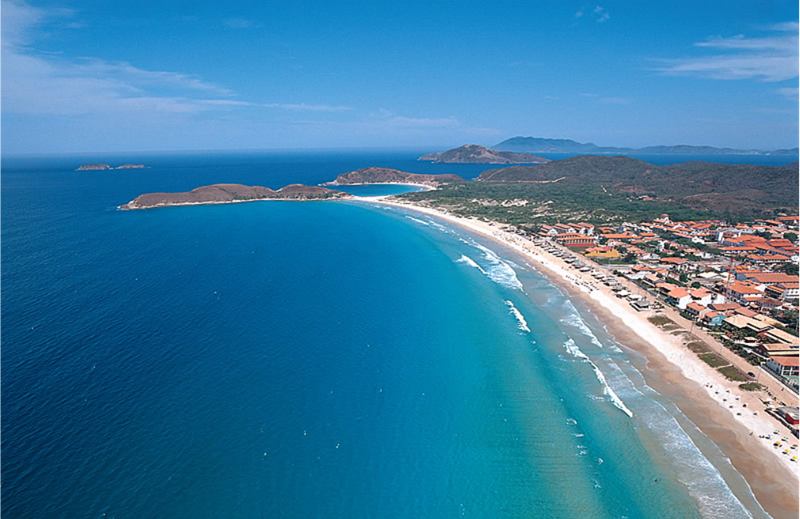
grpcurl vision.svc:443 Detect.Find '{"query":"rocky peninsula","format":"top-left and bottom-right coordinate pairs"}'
top-left (324, 167), bottom-right (464, 187)
top-left (419, 144), bottom-right (549, 164)
top-left (121, 183), bottom-right (350, 210)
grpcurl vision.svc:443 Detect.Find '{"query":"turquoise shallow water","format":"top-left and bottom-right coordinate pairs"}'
top-left (1, 152), bottom-right (770, 518)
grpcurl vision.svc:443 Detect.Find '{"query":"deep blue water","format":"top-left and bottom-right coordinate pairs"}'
top-left (2, 151), bottom-right (771, 518)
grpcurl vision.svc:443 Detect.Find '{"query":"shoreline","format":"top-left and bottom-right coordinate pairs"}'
top-left (118, 196), bottom-right (355, 210)
top-left (323, 181), bottom-right (435, 191)
top-left (357, 195), bottom-right (799, 518)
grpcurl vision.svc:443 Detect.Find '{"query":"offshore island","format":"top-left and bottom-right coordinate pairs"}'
top-left (77, 163), bottom-right (148, 170)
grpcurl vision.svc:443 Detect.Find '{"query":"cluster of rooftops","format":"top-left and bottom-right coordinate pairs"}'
top-left (534, 213), bottom-right (799, 384)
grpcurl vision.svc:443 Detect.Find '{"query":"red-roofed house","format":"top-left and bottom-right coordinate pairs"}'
top-left (727, 282), bottom-right (764, 303)
top-left (766, 354), bottom-right (799, 378)
top-left (555, 233), bottom-right (595, 248)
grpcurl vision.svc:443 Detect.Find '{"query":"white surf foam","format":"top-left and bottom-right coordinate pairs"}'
top-left (563, 339), bottom-right (633, 418)
top-left (505, 301), bottom-right (531, 332)
top-left (456, 255), bottom-right (487, 274)
top-left (405, 216), bottom-right (430, 226)
top-left (471, 242), bottom-right (524, 291)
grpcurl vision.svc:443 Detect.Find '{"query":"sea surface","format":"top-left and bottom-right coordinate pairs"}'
top-left (1, 151), bottom-right (783, 518)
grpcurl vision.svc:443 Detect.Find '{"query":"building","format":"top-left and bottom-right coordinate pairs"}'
top-left (727, 282), bottom-right (764, 303)
top-left (701, 311), bottom-right (725, 327)
top-left (584, 246), bottom-right (621, 259)
top-left (555, 233), bottom-right (595, 248)
top-left (761, 327), bottom-right (800, 345)
top-left (766, 354), bottom-right (799, 378)
top-left (776, 407), bottom-right (799, 426)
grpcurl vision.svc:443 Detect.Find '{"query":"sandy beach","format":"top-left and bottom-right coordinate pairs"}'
top-left (359, 194), bottom-right (800, 519)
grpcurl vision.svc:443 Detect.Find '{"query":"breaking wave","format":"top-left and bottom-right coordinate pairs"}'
top-left (505, 301), bottom-right (531, 332)
top-left (471, 242), bottom-right (524, 291)
top-left (563, 339), bottom-right (633, 418)
top-left (560, 302), bottom-right (623, 353)
top-left (456, 255), bottom-right (486, 274)
top-left (405, 216), bottom-right (430, 226)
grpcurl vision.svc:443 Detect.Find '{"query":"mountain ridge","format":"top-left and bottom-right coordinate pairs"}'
top-left (495, 136), bottom-right (799, 156)
top-left (419, 144), bottom-right (549, 164)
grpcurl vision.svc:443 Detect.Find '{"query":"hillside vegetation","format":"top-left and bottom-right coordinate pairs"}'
top-left (395, 155), bottom-right (798, 225)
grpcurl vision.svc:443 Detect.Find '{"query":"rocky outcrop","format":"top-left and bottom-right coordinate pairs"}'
top-left (121, 183), bottom-right (350, 209)
top-left (324, 167), bottom-right (464, 187)
top-left (76, 163), bottom-right (112, 171)
top-left (419, 145), bottom-right (549, 164)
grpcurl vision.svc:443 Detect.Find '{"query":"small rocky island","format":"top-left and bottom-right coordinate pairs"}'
top-left (324, 167), bottom-right (464, 187)
top-left (76, 163), bottom-right (112, 171)
top-left (76, 163), bottom-right (147, 171)
top-left (419, 144), bottom-right (549, 164)
top-left (122, 183), bottom-right (350, 210)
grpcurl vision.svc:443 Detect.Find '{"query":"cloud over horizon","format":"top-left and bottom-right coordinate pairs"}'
top-left (656, 23), bottom-right (799, 83)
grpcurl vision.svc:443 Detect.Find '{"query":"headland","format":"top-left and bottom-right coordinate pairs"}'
top-left (121, 183), bottom-right (351, 210)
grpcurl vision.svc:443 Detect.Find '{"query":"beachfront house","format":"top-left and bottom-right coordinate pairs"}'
top-left (701, 311), bottom-right (725, 327)
top-left (766, 354), bottom-right (799, 378)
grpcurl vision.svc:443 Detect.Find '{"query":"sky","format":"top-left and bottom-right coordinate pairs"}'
top-left (2, 0), bottom-right (798, 154)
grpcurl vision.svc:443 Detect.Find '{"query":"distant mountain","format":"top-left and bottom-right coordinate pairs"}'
top-left (476, 155), bottom-right (799, 214)
top-left (494, 137), bottom-right (601, 154)
top-left (419, 144), bottom-right (549, 164)
top-left (324, 167), bottom-right (465, 186)
top-left (494, 136), bottom-right (799, 156)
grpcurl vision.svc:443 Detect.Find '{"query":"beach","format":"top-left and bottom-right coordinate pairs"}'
top-left (362, 194), bottom-right (800, 519)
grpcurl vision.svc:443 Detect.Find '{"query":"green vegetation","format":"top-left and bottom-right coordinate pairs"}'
top-left (698, 353), bottom-right (728, 368)
top-left (738, 382), bottom-right (763, 392)
top-left (469, 155), bottom-right (799, 219)
top-left (782, 262), bottom-right (799, 276)
top-left (648, 315), bottom-right (674, 327)
top-left (399, 181), bottom-right (720, 226)
top-left (718, 365), bottom-right (749, 382)
top-left (686, 341), bottom-right (711, 354)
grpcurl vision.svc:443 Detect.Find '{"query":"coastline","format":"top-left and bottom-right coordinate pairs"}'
top-left (324, 181), bottom-right (435, 191)
top-left (358, 195), bottom-right (799, 518)
top-left (118, 196), bottom-right (354, 210)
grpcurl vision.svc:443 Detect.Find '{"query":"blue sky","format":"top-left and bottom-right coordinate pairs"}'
top-left (2, 0), bottom-right (798, 154)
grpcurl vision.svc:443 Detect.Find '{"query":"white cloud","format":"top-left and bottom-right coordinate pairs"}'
top-left (656, 23), bottom-right (799, 82)
top-left (593, 6), bottom-right (610, 23)
top-left (574, 5), bottom-right (609, 23)
top-left (264, 103), bottom-right (354, 112)
top-left (1, 0), bottom-right (352, 121)
top-left (599, 96), bottom-right (630, 105)
top-left (776, 87), bottom-right (799, 100)
top-left (368, 109), bottom-right (461, 129)
top-left (223, 18), bottom-right (263, 30)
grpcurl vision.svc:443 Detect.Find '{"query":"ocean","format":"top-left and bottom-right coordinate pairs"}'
top-left (2, 150), bottom-right (790, 518)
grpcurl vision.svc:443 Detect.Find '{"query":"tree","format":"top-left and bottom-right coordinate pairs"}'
top-left (691, 281), bottom-right (702, 288)
top-left (623, 252), bottom-right (637, 263)
top-left (782, 261), bottom-right (799, 276)
top-left (784, 232), bottom-right (798, 244)
top-left (679, 272), bottom-right (689, 283)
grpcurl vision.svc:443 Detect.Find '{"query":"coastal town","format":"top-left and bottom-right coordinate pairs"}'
top-left (528, 215), bottom-right (799, 432)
